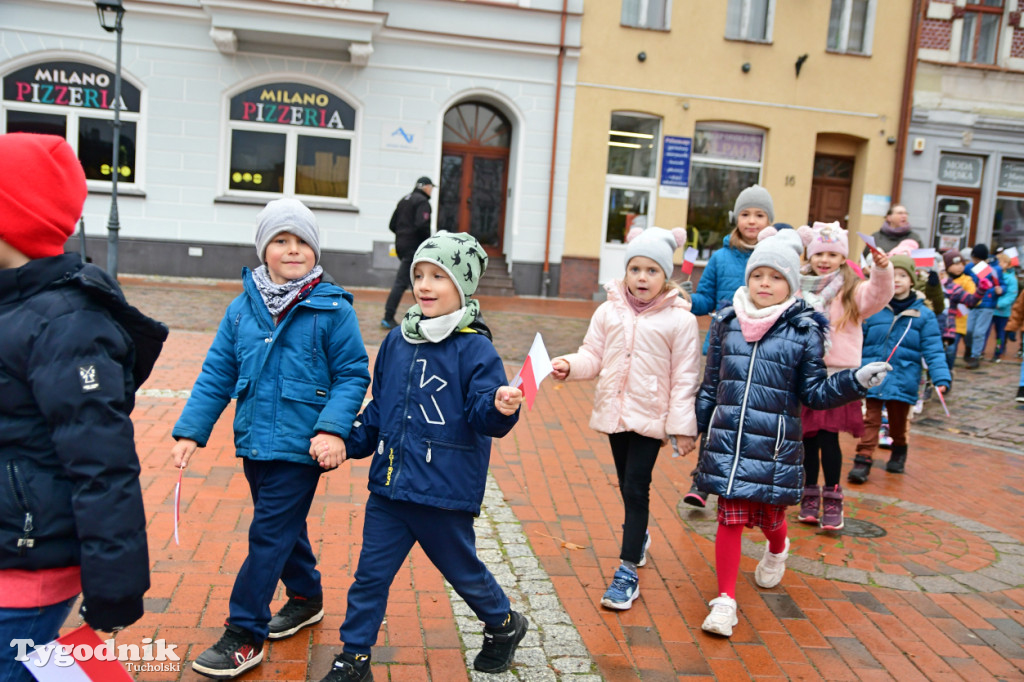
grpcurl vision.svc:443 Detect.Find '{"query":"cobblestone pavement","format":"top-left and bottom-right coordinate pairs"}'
top-left (110, 276), bottom-right (1024, 680)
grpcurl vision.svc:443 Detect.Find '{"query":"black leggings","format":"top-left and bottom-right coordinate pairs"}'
top-left (803, 430), bottom-right (843, 488)
top-left (608, 431), bottom-right (661, 564)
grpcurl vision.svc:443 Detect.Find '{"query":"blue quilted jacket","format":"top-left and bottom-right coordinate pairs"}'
top-left (695, 300), bottom-right (866, 506)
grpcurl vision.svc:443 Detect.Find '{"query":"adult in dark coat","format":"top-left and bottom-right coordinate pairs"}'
top-left (0, 133), bottom-right (166, 681)
top-left (382, 176), bottom-right (433, 328)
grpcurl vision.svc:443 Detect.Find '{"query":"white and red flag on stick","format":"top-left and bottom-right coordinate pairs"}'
top-left (680, 247), bottom-right (699, 276)
top-left (1005, 246), bottom-right (1020, 267)
top-left (911, 248), bottom-right (936, 268)
top-left (22, 624), bottom-right (134, 681)
top-left (972, 260), bottom-right (993, 280)
top-left (511, 333), bottom-right (553, 410)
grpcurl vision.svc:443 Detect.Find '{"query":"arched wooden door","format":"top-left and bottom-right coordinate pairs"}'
top-left (437, 102), bottom-right (511, 257)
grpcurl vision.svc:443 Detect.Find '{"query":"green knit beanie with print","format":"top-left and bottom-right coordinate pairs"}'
top-left (411, 231), bottom-right (489, 306)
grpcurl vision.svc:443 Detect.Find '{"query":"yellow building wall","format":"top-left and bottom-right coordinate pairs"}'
top-left (564, 1), bottom-right (913, 259)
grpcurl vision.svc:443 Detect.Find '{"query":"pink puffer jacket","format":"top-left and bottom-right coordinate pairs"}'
top-left (823, 263), bottom-right (894, 369)
top-left (563, 282), bottom-right (700, 440)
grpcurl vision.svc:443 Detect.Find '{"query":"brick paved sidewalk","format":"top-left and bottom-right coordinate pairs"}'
top-left (100, 278), bottom-right (1024, 680)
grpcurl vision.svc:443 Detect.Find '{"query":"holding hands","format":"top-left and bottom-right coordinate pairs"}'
top-left (310, 432), bottom-right (346, 469)
top-left (495, 386), bottom-right (524, 415)
top-left (671, 435), bottom-right (698, 457)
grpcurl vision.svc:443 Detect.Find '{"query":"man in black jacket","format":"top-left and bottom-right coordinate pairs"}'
top-left (382, 176), bottom-right (433, 328)
top-left (0, 133), bottom-right (166, 680)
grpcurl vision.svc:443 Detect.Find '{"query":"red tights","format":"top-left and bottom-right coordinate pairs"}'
top-left (714, 520), bottom-right (788, 598)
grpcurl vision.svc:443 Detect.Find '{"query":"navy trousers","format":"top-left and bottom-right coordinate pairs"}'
top-left (339, 493), bottom-right (510, 654)
top-left (228, 459), bottom-right (323, 644)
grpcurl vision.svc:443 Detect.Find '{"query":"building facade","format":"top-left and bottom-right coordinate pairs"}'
top-left (560, 0), bottom-right (914, 298)
top-left (903, 0), bottom-right (1024, 252)
top-left (1, 0), bottom-right (581, 293)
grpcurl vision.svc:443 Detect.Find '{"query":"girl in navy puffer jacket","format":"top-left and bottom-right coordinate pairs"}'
top-left (694, 229), bottom-right (885, 638)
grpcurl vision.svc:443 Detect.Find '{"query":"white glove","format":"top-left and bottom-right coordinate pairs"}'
top-left (855, 362), bottom-right (891, 389)
top-left (680, 280), bottom-right (693, 294)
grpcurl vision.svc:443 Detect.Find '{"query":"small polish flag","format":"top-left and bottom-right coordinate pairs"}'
top-left (957, 303), bottom-right (970, 317)
top-left (911, 248), bottom-right (936, 268)
top-left (511, 333), bottom-right (553, 410)
top-left (680, 247), bottom-right (699, 275)
top-left (1005, 246), bottom-right (1020, 267)
top-left (22, 625), bottom-right (133, 681)
top-left (972, 260), bottom-right (993, 280)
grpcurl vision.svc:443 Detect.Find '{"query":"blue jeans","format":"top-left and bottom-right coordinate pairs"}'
top-left (0, 596), bottom-right (77, 682)
top-left (966, 308), bottom-right (995, 359)
top-left (228, 459), bottom-right (323, 645)
top-left (339, 494), bottom-right (510, 655)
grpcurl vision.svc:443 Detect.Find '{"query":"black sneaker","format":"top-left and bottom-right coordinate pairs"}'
top-left (319, 652), bottom-right (372, 682)
top-left (192, 624), bottom-right (263, 679)
top-left (473, 611), bottom-right (528, 673)
top-left (682, 484), bottom-right (707, 508)
top-left (380, 318), bottom-right (398, 330)
top-left (268, 592), bottom-right (324, 639)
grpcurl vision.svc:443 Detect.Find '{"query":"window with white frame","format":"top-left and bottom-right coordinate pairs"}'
top-left (827, 0), bottom-right (875, 55)
top-left (959, 0), bottom-right (1004, 65)
top-left (605, 113), bottom-right (661, 244)
top-left (622, 0), bottom-right (670, 30)
top-left (226, 81), bottom-right (356, 201)
top-left (2, 59), bottom-right (142, 188)
top-left (725, 0), bottom-right (774, 42)
top-left (686, 123), bottom-right (765, 259)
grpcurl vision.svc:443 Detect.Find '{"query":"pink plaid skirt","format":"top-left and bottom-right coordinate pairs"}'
top-left (717, 497), bottom-right (787, 531)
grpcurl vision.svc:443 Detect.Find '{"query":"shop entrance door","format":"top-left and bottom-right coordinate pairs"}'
top-left (437, 102), bottom-right (511, 257)
top-left (808, 155), bottom-right (853, 225)
top-left (933, 188), bottom-right (980, 251)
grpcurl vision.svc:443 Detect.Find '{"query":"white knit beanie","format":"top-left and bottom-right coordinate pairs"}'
top-left (730, 184), bottom-right (775, 224)
top-left (624, 226), bottom-right (688, 278)
top-left (745, 228), bottom-right (804, 295)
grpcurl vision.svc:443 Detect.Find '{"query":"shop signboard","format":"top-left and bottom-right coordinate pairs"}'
top-left (659, 135), bottom-right (691, 199)
top-left (2, 60), bottom-right (140, 112)
top-left (998, 159), bottom-right (1024, 193)
top-left (229, 82), bottom-right (355, 130)
top-left (933, 196), bottom-right (973, 251)
top-left (937, 154), bottom-right (983, 187)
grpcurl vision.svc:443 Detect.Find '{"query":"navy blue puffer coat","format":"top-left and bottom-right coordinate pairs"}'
top-left (695, 300), bottom-right (866, 506)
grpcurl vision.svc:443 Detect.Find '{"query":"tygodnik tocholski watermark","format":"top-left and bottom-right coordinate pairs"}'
top-left (11, 636), bottom-right (182, 673)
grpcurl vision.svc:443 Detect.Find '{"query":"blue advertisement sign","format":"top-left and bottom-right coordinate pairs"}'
top-left (660, 136), bottom-right (691, 199)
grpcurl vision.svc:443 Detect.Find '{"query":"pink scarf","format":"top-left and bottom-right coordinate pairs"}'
top-left (622, 282), bottom-right (678, 316)
top-left (732, 288), bottom-right (797, 342)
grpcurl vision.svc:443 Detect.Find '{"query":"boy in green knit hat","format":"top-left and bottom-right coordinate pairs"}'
top-left (318, 231), bottom-right (527, 682)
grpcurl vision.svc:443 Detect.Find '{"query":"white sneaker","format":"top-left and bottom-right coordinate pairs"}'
top-left (701, 595), bottom-right (738, 637)
top-left (754, 537), bottom-right (790, 588)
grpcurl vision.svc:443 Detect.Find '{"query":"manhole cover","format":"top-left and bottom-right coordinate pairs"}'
top-left (838, 518), bottom-right (887, 538)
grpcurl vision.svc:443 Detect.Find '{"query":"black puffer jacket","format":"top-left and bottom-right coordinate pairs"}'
top-left (695, 300), bottom-right (865, 506)
top-left (389, 187), bottom-right (432, 259)
top-left (0, 254), bottom-right (167, 629)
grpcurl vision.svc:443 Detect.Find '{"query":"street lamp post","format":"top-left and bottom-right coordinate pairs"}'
top-left (95, 0), bottom-right (125, 279)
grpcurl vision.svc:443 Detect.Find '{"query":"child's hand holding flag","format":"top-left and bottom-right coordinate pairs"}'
top-left (510, 333), bottom-right (553, 410)
top-left (495, 386), bottom-right (524, 415)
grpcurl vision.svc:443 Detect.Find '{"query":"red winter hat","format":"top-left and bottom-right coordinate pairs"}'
top-left (0, 133), bottom-right (87, 259)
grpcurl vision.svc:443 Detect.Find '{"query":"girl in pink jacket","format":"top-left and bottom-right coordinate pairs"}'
top-left (551, 226), bottom-right (700, 611)
top-left (793, 222), bottom-right (893, 530)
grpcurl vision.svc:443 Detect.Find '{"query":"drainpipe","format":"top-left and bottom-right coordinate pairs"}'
top-left (540, 0), bottom-right (568, 297)
top-left (891, 0), bottom-right (925, 203)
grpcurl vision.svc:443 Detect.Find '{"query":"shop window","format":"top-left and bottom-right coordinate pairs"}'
top-left (621, 0), bottom-right (670, 30)
top-left (2, 60), bottom-right (142, 187)
top-left (959, 1), bottom-right (1003, 65)
top-left (725, 0), bottom-right (774, 42)
top-left (605, 113), bottom-right (661, 245)
top-left (226, 81), bottom-right (356, 201)
top-left (685, 124), bottom-right (765, 259)
top-left (995, 158), bottom-right (1024, 249)
top-left (827, 0), bottom-right (875, 55)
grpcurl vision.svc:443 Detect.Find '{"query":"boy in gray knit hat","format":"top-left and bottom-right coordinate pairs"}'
top-left (321, 231), bottom-right (527, 682)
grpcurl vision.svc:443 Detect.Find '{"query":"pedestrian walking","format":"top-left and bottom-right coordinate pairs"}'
top-left (550, 226), bottom-right (700, 611)
top-left (795, 222), bottom-right (893, 531)
top-left (863, 204), bottom-right (921, 256)
top-left (686, 184), bottom-right (775, 507)
top-left (992, 249), bottom-right (1018, 362)
top-left (382, 176), bottom-right (434, 329)
top-left (850, 256), bottom-right (951, 483)
top-left (940, 249), bottom-right (983, 370)
top-left (964, 243), bottom-right (1005, 369)
top-left (0, 133), bottom-right (167, 681)
top-left (319, 232), bottom-right (526, 682)
top-left (693, 228), bottom-right (887, 638)
top-left (170, 198), bottom-right (370, 679)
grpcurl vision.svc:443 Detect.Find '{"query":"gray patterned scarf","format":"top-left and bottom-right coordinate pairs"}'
top-left (251, 264), bottom-right (323, 317)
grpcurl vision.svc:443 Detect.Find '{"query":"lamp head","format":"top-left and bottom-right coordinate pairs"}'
top-left (95, 0), bottom-right (125, 32)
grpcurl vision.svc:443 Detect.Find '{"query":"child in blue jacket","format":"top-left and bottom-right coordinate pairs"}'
top-left (849, 255), bottom-right (951, 483)
top-left (319, 232), bottom-right (526, 682)
top-left (171, 199), bottom-right (370, 680)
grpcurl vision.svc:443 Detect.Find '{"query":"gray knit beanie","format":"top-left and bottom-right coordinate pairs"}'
top-left (624, 226), bottom-right (687, 278)
top-left (411, 230), bottom-right (488, 306)
top-left (731, 184), bottom-right (775, 224)
top-left (254, 198), bottom-right (321, 264)
top-left (745, 228), bottom-right (804, 296)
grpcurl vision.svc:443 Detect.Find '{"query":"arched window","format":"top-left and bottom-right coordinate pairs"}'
top-left (2, 59), bottom-right (143, 188)
top-left (226, 81), bottom-right (356, 201)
